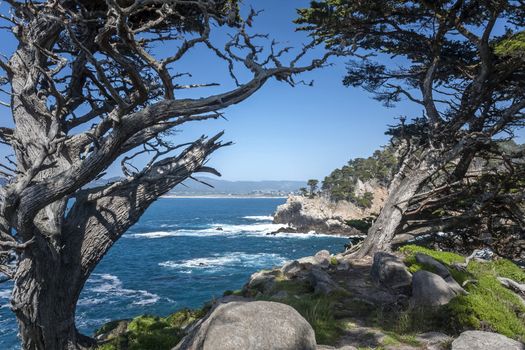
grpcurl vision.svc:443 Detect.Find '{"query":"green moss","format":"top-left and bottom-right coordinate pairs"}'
top-left (96, 307), bottom-right (210, 350)
top-left (401, 245), bottom-right (471, 284)
top-left (383, 331), bottom-right (421, 347)
top-left (272, 279), bottom-right (314, 295)
top-left (400, 245), bottom-right (465, 265)
top-left (330, 257), bottom-right (339, 266)
top-left (94, 320), bottom-right (127, 337)
top-left (96, 344), bottom-right (117, 350)
top-left (223, 289), bottom-right (243, 297)
top-left (400, 245), bottom-right (525, 341)
top-left (493, 259), bottom-right (525, 283)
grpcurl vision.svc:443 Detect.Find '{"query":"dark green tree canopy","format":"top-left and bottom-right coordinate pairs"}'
top-left (298, 0), bottom-right (525, 258)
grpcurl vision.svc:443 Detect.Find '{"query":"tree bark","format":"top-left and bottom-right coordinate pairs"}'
top-left (11, 238), bottom-right (95, 350)
top-left (354, 167), bottom-right (430, 258)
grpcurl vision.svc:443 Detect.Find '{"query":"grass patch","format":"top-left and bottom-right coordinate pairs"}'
top-left (400, 245), bottom-right (525, 341)
top-left (258, 291), bottom-right (344, 345)
top-left (284, 294), bottom-right (343, 345)
top-left (96, 307), bottom-right (208, 350)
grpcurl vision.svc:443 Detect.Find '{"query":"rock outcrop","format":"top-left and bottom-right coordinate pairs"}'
top-left (273, 184), bottom-right (387, 235)
top-left (370, 252), bottom-right (413, 292)
top-left (174, 301), bottom-right (317, 350)
top-left (411, 270), bottom-right (458, 307)
top-left (451, 331), bottom-right (525, 350)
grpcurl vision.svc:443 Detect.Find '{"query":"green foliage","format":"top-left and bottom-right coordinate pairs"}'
top-left (272, 278), bottom-right (314, 295)
top-left (345, 216), bottom-right (375, 233)
top-left (96, 307), bottom-right (209, 350)
top-left (322, 147), bottom-right (397, 206)
top-left (276, 294), bottom-right (343, 345)
top-left (495, 31), bottom-right (525, 58)
top-left (307, 179), bottom-right (319, 198)
top-left (401, 245), bottom-right (525, 340)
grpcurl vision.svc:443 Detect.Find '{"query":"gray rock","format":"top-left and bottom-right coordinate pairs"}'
top-left (174, 301), bottom-right (317, 350)
top-left (414, 253), bottom-right (467, 296)
top-left (298, 256), bottom-right (317, 267)
top-left (411, 270), bottom-right (457, 307)
top-left (415, 253), bottom-right (451, 278)
top-left (370, 252), bottom-right (413, 291)
top-left (309, 267), bottom-right (341, 294)
top-left (417, 331), bottom-right (454, 350)
top-left (247, 270), bottom-right (278, 294)
top-left (336, 260), bottom-right (350, 271)
top-left (281, 260), bottom-right (303, 278)
top-left (314, 250), bottom-right (331, 268)
top-left (451, 331), bottom-right (524, 350)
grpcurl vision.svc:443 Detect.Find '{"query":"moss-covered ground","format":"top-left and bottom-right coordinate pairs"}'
top-left (400, 245), bottom-right (525, 341)
top-left (96, 245), bottom-right (525, 349)
top-left (96, 307), bottom-right (209, 350)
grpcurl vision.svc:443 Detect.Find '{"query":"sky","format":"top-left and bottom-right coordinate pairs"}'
top-left (0, 1), bottom-right (521, 182)
top-left (140, 0), bottom-right (421, 181)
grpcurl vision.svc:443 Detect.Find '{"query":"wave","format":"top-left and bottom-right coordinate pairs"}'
top-left (127, 222), bottom-right (286, 238)
top-left (79, 273), bottom-right (161, 307)
top-left (243, 215), bottom-right (273, 221)
top-left (0, 290), bottom-right (10, 299)
top-left (159, 252), bottom-right (286, 273)
top-left (126, 222), bottom-right (345, 240)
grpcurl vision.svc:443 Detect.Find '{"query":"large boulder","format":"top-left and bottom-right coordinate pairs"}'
top-left (411, 270), bottom-right (457, 307)
top-left (174, 301), bottom-right (317, 350)
top-left (451, 331), bottom-right (524, 350)
top-left (415, 253), bottom-right (467, 295)
top-left (246, 270), bottom-right (279, 294)
top-left (309, 267), bottom-right (341, 294)
top-left (370, 252), bottom-right (412, 291)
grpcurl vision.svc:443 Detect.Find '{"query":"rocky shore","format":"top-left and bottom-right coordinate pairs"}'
top-left (96, 246), bottom-right (525, 350)
top-left (272, 190), bottom-right (386, 235)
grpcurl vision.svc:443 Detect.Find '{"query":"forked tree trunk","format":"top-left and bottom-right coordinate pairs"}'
top-left (354, 167), bottom-right (430, 258)
top-left (11, 238), bottom-right (94, 350)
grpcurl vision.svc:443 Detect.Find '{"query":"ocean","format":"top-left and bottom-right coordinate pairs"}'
top-left (0, 198), bottom-right (348, 349)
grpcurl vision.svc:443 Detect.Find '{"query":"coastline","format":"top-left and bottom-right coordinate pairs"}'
top-left (161, 195), bottom-right (289, 199)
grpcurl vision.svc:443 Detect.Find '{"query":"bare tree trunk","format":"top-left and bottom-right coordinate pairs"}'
top-left (354, 167), bottom-right (429, 258)
top-left (11, 238), bottom-right (94, 350)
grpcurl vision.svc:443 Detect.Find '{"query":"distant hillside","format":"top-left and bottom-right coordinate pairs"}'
top-left (169, 177), bottom-right (305, 196)
top-left (0, 176), bottom-right (303, 196)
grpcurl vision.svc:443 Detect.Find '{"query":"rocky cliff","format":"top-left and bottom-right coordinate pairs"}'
top-left (273, 180), bottom-right (387, 235)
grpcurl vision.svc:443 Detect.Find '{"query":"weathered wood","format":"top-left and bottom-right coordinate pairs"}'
top-left (0, 1), bottom-right (330, 348)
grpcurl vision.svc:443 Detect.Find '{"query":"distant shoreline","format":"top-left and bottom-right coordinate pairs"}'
top-left (161, 195), bottom-right (289, 199)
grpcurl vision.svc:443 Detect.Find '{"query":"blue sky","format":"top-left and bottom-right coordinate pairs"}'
top-left (0, 1), bottom-right (521, 182)
top-left (142, 0), bottom-right (421, 181)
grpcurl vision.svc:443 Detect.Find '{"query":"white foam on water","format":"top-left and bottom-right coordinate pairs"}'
top-left (0, 289), bottom-right (11, 309)
top-left (81, 273), bottom-right (160, 306)
top-left (0, 290), bottom-right (11, 299)
top-left (126, 222), bottom-right (346, 240)
top-left (159, 252), bottom-right (286, 272)
top-left (243, 215), bottom-right (273, 221)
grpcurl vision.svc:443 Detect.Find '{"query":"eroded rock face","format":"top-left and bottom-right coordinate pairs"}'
top-left (309, 266), bottom-right (341, 294)
top-left (174, 301), bottom-right (317, 350)
top-left (411, 270), bottom-right (457, 307)
top-left (370, 252), bottom-right (413, 291)
top-left (272, 192), bottom-right (386, 235)
top-left (451, 331), bottom-right (525, 350)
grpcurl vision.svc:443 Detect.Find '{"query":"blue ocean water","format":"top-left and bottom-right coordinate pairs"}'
top-left (0, 198), bottom-right (348, 349)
